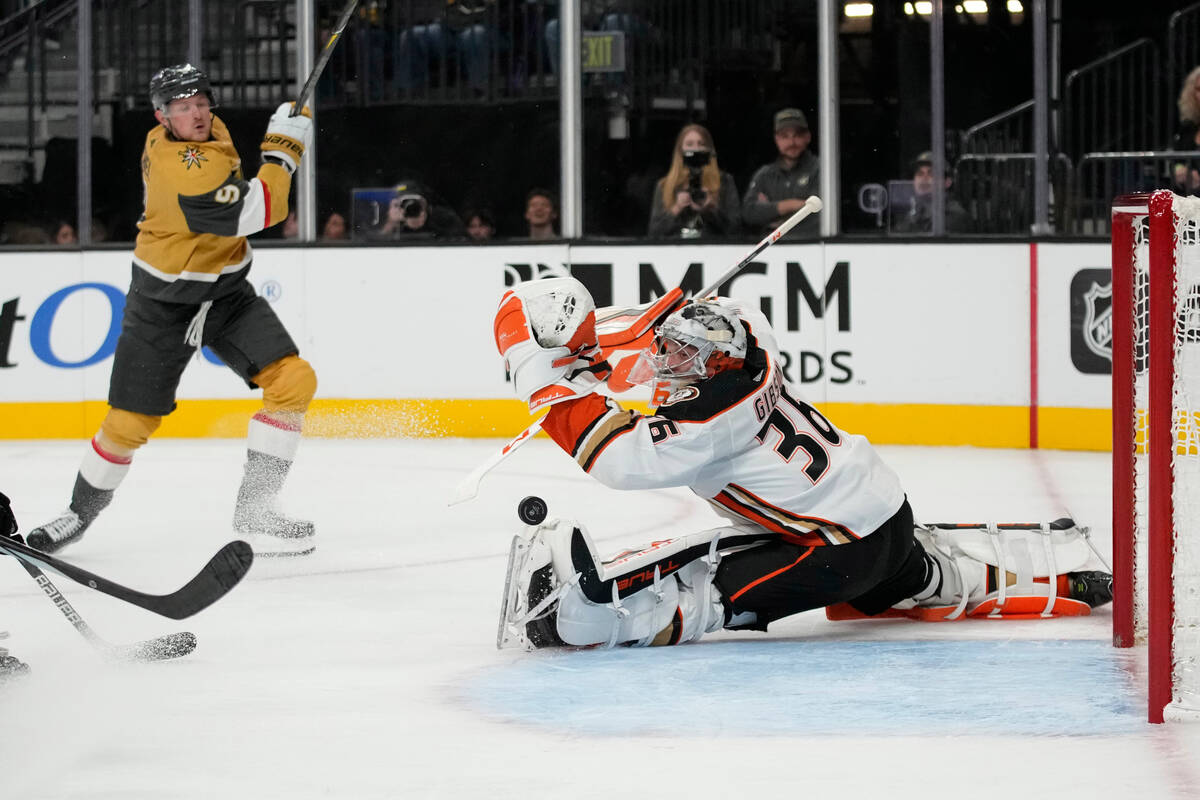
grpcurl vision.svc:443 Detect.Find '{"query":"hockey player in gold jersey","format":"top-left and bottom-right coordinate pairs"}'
top-left (27, 64), bottom-right (317, 557)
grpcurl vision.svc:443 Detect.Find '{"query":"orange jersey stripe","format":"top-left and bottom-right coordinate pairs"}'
top-left (543, 393), bottom-right (612, 454)
top-left (713, 492), bottom-right (828, 547)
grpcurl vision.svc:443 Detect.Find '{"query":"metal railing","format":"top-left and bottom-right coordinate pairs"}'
top-left (0, 0), bottom-right (80, 185)
top-left (100, 0), bottom-right (294, 109)
top-left (1069, 150), bottom-right (1200, 235)
top-left (954, 153), bottom-right (1073, 235)
top-left (1063, 38), bottom-right (1162, 159)
top-left (312, 0), bottom-right (776, 110)
top-left (960, 100), bottom-right (1035, 155)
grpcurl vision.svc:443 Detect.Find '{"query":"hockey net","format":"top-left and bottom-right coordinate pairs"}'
top-left (1112, 190), bottom-right (1200, 723)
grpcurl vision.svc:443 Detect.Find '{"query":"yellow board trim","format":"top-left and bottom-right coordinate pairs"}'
top-left (0, 399), bottom-right (1113, 451)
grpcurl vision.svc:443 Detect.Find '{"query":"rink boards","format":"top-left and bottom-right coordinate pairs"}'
top-left (0, 241), bottom-right (1112, 449)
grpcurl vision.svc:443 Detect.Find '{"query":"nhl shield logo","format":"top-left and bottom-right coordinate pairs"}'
top-left (1082, 281), bottom-right (1112, 361)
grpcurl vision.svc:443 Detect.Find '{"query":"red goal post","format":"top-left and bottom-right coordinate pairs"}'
top-left (1111, 190), bottom-right (1200, 724)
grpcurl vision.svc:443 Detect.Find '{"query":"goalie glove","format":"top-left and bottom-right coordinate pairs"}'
top-left (495, 277), bottom-right (612, 412)
top-left (260, 102), bottom-right (313, 175)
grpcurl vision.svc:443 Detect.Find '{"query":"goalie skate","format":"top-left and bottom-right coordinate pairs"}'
top-left (496, 520), bottom-right (578, 650)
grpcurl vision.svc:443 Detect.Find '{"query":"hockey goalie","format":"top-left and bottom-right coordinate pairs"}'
top-left (493, 277), bottom-right (1113, 650)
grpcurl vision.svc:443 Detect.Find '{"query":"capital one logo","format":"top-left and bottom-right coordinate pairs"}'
top-left (1069, 268), bottom-right (1112, 375)
top-left (0, 280), bottom-right (280, 369)
top-left (0, 283), bottom-right (125, 368)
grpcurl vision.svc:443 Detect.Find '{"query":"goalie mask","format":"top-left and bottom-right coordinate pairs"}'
top-left (635, 300), bottom-right (747, 384)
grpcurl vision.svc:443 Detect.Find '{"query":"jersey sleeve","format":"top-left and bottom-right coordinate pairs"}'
top-left (176, 161), bottom-right (292, 236)
top-left (542, 393), bottom-right (726, 490)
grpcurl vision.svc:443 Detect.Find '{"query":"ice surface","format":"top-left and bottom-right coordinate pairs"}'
top-left (0, 439), bottom-right (1198, 799)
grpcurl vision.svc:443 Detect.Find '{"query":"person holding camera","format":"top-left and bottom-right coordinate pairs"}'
top-left (742, 108), bottom-right (820, 241)
top-left (368, 180), bottom-right (465, 240)
top-left (647, 123), bottom-right (741, 240)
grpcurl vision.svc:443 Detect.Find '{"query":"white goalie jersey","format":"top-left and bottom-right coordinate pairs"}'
top-left (540, 300), bottom-right (906, 546)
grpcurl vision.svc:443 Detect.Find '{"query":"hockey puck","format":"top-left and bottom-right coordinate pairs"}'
top-left (517, 496), bottom-right (548, 526)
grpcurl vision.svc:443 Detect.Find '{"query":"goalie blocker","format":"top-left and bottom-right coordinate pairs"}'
top-left (498, 500), bottom-right (1114, 651)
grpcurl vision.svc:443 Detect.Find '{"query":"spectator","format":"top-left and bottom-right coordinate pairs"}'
top-left (523, 188), bottom-right (559, 240)
top-left (281, 211), bottom-right (300, 239)
top-left (395, 1), bottom-right (496, 93)
top-left (90, 218), bottom-right (109, 243)
top-left (648, 123), bottom-right (740, 240)
top-left (4, 223), bottom-right (50, 245)
top-left (893, 151), bottom-right (972, 235)
top-left (1171, 65), bottom-right (1200, 196)
top-left (367, 181), bottom-right (465, 240)
top-left (464, 207), bottom-right (497, 241)
top-left (53, 221), bottom-right (77, 245)
top-left (320, 211), bottom-right (349, 241)
top-left (742, 108), bottom-right (820, 240)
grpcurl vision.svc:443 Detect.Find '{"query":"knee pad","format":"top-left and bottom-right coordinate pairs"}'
top-left (98, 408), bottom-right (162, 454)
top-left (253, 355), bottom-right (317, 414)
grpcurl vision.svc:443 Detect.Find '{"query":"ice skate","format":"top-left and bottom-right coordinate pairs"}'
top-left (1063, 570), bottom-right (1113, 608)
top-left (233, 501), bottom-right (315, 557)
top-left (25, 508), bottom-right (91, 554)
top-left (0, 633), bottom-right (30, 685)
top-left (233, 450), bottom-right (315, 557)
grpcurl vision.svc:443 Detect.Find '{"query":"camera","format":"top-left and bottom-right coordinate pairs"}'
top-left (682, 149), bottom-right (711, 170)
top-left (394, 194), bottom-right (426, 218)
top-left (682, 149), bottom-right (710, 204)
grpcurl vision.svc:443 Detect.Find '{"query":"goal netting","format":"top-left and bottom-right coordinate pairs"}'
top-left (1112, 190), bottom-right (1200, 723)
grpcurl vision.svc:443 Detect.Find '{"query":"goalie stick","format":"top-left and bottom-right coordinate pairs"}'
top-left (448, 196), bottom-right (824, 506)
top-left (15, 558), bottom-right (196, 662)
top-left (0, 535), bottom-right (253, 621)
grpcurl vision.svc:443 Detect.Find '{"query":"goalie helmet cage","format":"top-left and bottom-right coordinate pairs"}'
top-left (1112, 189), bottom-right (1200, 724)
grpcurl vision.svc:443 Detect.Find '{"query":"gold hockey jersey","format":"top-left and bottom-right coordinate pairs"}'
top-left (131, 115), bottom-right (293, 303)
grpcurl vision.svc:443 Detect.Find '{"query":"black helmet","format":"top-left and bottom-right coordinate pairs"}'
top-left (148, 63), bottom-right (216, 112)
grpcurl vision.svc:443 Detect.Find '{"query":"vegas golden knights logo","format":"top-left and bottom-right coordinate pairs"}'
top-left (179, 145), bottom-right (207, 169)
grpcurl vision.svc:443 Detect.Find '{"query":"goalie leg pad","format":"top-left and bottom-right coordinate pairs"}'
top-left (826, 520), bottom-right (1105, 621)
top-left (497, 518), bottom-right (747, 650)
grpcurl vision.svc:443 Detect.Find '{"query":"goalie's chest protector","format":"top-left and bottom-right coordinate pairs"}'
top-left (649, 344), bottom-right (905, 547)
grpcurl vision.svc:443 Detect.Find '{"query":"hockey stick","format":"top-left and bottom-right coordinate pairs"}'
top-left (15, 558), bottom-right (196, 662)
top-left (289, 0), bottom-right (359, 116)
top-left (447, 196), bottom-right (825, 506)
top-left (449, 419), bottom-right (544, 506)
top-left (0, 535), bottom-right (253, 620)
top-left (596, 195), bottom-right (825, 352)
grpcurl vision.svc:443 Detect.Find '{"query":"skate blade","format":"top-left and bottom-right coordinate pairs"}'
top-left (496, 535), bottom-right (530, 650)
top-left (252, 545), bottom-right (316, 558)
top-left (243, 531), bottom-right (316, 558)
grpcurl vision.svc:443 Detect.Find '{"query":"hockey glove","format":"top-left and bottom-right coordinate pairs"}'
top-left (0, 491), bottom-right (20, 541)
top-left (260, 102), bottom-right (313, 175)
top-left (495, 278), bottom-right (613, 412)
